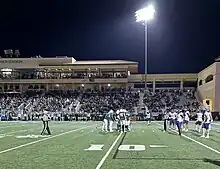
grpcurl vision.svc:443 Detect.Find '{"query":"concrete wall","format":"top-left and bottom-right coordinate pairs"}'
top-left (214, 62), bottom-right (220, 111)
top-left (197, 63), bottom-right (216, 111)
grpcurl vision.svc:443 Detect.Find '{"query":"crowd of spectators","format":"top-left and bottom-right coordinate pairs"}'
top-left (0, 87), bottom-right (203, 121)
top-left (79, 88), bottom-right (139, 115)
top-left (0, 90), bottom-right (80, 121)
top-left (143, 89), bottom-right (200, 115)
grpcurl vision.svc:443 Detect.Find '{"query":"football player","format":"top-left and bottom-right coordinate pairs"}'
top-left (201, 108), bottom-right (213, 138)
top-left (176, 111), bottom-right (184, 136)
top-left (183, 110), bottom-right (190, 132)
top-left (195, 109), bottom-right (203, 132)
top-left (115, 109), bottom-right (121, 131)
top-left (125, 112), bottom-right (131, 131)
top-left (169, 110), bottom-right (177, 129)
top-left (108, 109), bottom-right (114, 132)
top-left (102, 112), bottom-right (109, 132)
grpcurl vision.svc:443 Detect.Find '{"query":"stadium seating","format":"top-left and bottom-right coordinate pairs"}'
top-left (0, 87), bottom-right (202, 121)
top-left (79, 88), bottom-right (139, 115)
top-left (0, 90), bottom-right (80, 121)
top-left (143, 89), bottom-right (200, 116)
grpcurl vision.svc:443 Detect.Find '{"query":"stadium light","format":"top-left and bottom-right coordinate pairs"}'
top-left (135, 4), bottom-right (155, 91)
top-left (135, 5), bottom-right (155, 22)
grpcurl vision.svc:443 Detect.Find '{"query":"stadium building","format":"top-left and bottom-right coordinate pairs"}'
top-left (0, 56), bottom-right (219, 112)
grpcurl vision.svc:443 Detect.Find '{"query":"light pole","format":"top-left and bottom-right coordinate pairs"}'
top-left (135, 4), bottom-right (155, 91)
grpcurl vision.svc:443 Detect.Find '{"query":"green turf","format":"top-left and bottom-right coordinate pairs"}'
top-left (0, 121), bottom-right (219, 169)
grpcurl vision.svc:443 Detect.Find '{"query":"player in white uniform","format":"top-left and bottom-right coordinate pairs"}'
top-left (108, 109), bottom-right (114, 132)
top-left (176, 111), bottom-right (184, 136)
top-left (183, 110), bottom-right (190, 132)
top-left (201, 109), bottom-right (213, 138)
top-left (102, 112), bottom-right (108, 132)
top-left (116, 110), bottom-right (120, 131)
top-left (195, 110), bottom-right (203, 132)
top-left (125, 113), bottom-right (131, 131)
top-left (169, 111), bottom-right (177, 129)
top-left (102, 110), bottom-right (114, 132)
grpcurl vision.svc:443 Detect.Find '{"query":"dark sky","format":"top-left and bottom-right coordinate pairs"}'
top-left (0, 0), bottom-right (220, 73)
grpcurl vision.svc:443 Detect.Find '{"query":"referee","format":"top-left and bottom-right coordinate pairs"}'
top-left (163, 112), bottom-right (169, 132)
top-left (41, 111), bottom-right (51, 135)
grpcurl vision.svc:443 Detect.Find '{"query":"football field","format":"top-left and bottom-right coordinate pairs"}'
top-left (0, 121), bottom-right (219, 169)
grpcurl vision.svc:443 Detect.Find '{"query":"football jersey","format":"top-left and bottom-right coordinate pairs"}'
top-left (104, 113), bottom-right (113, 120)
top-left (197, 112), bottom-right (203, 122)
top-left (204, 111), bottom-right (212, 123)
top-left (119, 112), bottom-right (126, 120)
top-left (184, 111), bottom-right (190, 121)
top-left (176, 113), bottom-right (183, 122)
top-left (164, 113), bottom-right (169, 120)
top-left (169, 112), bottom-right (176, 119)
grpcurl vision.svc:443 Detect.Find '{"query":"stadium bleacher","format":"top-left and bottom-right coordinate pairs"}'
top-left (0, 87), bottom-right (203, 121)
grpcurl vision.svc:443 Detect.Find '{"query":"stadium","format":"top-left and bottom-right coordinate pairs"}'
top-left (0, 54), bottom-right (219, 169)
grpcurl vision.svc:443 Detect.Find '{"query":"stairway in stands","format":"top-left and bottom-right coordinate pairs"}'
top-left (135, 91), bottom-right (145, 114)
top-left (139, 91), bottom-right (144, 106)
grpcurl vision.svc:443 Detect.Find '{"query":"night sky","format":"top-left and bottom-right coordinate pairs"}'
top-left (0, 0), bottom-right (220, 73)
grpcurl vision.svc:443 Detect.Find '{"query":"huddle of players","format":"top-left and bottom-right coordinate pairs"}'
top-left (166, 109), bottom-right (191, 135)
top-left (102, 109), bottom-right (131, 132)
top-left (164, 108), bottom-right (213, 138)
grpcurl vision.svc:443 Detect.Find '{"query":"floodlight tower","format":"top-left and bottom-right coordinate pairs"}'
top-left (135, 4), bottom-right (155, 90)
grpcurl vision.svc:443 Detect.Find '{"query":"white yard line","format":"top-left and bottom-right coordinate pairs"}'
top-left (5, 129), bottom-right (28, 135)
top-left (95, 132), bottom-right (123, 169)
top-left (0, 125), bottom-right (92, 154)
top-left (154, 122), bottom-right (220, 155)
top-left (0, 125), bottom-right (24, 129)
top-left (212, 122), bottom-right (220, 126)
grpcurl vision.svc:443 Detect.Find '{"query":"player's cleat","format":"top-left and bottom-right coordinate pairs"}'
top-left (205, 135), bottom-right (209, 139)
top-left (201, 135), bottom-right (205, 138)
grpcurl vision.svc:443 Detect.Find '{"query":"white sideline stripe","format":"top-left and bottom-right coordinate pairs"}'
top-left (149, 145), bottom-right (168, 148)
top-left (0, 125), bottom-right (92, 154)
top-left (154, 122), bottom-right (220, 155)
top-left (95, 132), bottom-right (123, 169)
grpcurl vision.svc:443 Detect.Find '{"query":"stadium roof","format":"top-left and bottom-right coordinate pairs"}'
top-left (215, 56), bottom-right (220, 62)
top-left (40, 60), bottom-right (138, 66)
top-left (71, 60), bottom-right (138, 65)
